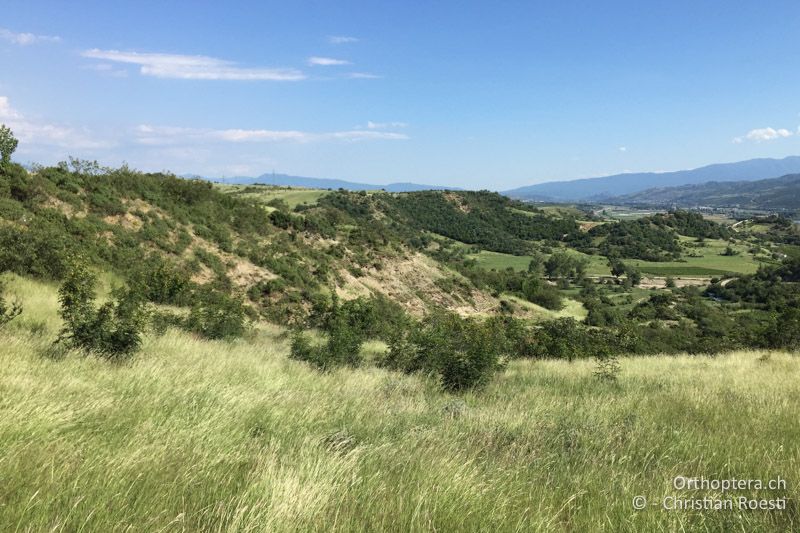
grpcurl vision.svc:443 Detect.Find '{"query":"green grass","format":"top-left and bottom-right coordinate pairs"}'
top-left (1, 275), bottom-right (799, 531)
top-left (469, 249), bottom-right (612, 276)
top-left (218, 184), bottom-right (330, 208)
top-left (503, 294), bottom-right (588, 321)
top-left (469, 250), bottom-right (534, 271)
top-left (630, 237), bottom-right (768, 277)
top-left (510, 204), bottom-right (586, 218)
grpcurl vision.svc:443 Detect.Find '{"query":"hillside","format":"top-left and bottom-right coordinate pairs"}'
top-left (0, 162), bottom-right (506, 323)
top-left (505, 156), bottom-right (800, 201)
top-left (2, 160), bottom-right (797, 343)
top-left (609, 173), bottom-right (800, 213)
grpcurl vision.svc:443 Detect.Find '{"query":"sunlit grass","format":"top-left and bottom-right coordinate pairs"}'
top-left (630, 237), bottom-right (767, 276)
top-left (1, 276), bottom-right (798, 531)
top-left (217, 184), bottom-right (331, 208)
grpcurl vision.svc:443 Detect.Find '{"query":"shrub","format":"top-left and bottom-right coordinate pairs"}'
top-left (383, 311), bottom-right (506, 392)
top-left (593, 355), bottom-right (621, 383)
top-left (56, 261), bottom-right (147, 358)
top-left (0, 280), bottom-right (22, 327)
top-left (185, 290), bottom-right (248, 340)
top-left (290, 324), bottom-right (363, 371)
top-left (522, 276), bottom-right (563, 310)
top-left (311, 294), bottom-right (410, 341)
top-left (148, 309), bottom-right (185, 336)
top-left (291, 299), bottom-right (367, 370)
top-left (129, 256), bottom-right (194, 306)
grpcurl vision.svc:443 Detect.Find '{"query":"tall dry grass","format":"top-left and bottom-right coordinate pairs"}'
top-left (0, 274), bottom-right (797, 531)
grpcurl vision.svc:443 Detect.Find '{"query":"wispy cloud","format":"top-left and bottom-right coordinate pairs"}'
top-left (0, 96), bottom-right (113, 150)
top-left (346, 72), bottom-right (382, 79)
top-left (0, 28), bottom-right (61, 46)
top-left (733, 127), bottom-right (794, 144)
top-left (307, 56), bottom-right (350, 66)
top-left (82, 49), bottom-right (305, 81)
top-left (328, 35), bottom-right (359, 44)
top-left (135, 124), bottom-right (408, 145)
top-left (618, 146), bottom-right (627, 152)
top-left (366, 121), bottom-right (408, 130)
top-left (81, 63), bottom-right (129, 78)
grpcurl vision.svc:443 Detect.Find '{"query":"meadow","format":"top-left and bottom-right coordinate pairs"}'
top-left (217, 184), bottom-right (330, 209)
top-left (629, 237), bottom-right (766, 277)
top-left (468, 249), bottom-right (612, 276)
top-left (1, 275), bottom-right (798, 532)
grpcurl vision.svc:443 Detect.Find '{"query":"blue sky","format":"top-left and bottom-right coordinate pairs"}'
top-left (2, 1), bottom-right (799, 189)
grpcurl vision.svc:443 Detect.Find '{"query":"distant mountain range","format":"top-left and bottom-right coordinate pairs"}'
top-left (188, 172), bottom-right (458, 192)
top-left (608, 173), bottom-right (800, 212)
top-left (504, 156), bottom-right (800, 202)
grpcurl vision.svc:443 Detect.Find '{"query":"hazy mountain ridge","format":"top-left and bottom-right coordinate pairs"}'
top-left (504, 156), bottom-right (800, 201)
top-left (187, 173), bottom-right (459, 192)
top-left (609, 173), bottom-right (800, 212)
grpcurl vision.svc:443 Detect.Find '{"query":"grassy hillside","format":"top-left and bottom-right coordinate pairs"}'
top-left (1, 274), bottom-right (797, 531)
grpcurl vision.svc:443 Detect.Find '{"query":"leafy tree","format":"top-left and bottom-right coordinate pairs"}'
top-left (527, 252), bottom-right (546, 276)
top-left (0, 125), bottom-right (18, 166)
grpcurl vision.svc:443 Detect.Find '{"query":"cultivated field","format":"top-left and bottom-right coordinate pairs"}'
top-left (1, 275), bottom-right (797, 532)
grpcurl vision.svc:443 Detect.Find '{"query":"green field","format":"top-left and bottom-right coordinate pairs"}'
top-left (469, 250), bottom-right (535, 271)
top-left (511, 204), bottom-right (586, 218)
top-left (503, 293), bottom-right (588, 321)
top-left (599, 206), bottom-right (660, 220)
top-left (0, 275), bottom-right (797, 531)
top-left (468, 249), bottom-right (612, 276)
top-left (218, 184), bottom-right (331, 208)
top-left (630, 237), bottom-right (768, 277)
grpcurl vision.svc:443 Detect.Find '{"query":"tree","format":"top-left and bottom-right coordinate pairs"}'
top-left (0, 125), bottom-right (18, 165)
top-left (527, 252), bottom-right (545, 276)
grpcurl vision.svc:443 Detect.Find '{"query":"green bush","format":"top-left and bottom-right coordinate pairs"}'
top-left (291, 299), bottom-right (367, 370)
top-left (383, 311), bottom-right (506, 392)
top-left (129, 256), bottom-right (194, 306)
top-left (0, 280), bottom-right (22, 327)
top-left (185, 290), bottom-right (248, 340)
top-left (522, 276), bottom-right (563, 310)
top-left (56, 261), bottom-right (147, 358)
top-left (148, 309), bottom-right (186, 336)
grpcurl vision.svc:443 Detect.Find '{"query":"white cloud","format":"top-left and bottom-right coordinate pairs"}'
top-left (366, 121), bottom-right (408, 130)
top-left (733, 127), bottom-right (794, 144)
top-left (618, 146), bottom-right (627, 152)
top-left (0, 96), bottom-right (113, 150)
top-left (307, 56), bottom-right (350, 66)
top-left (0, 28), bottom-right (61, 46)
top-left (0, 96), bottom-right (21, 119)
top-left (81, 63), bottom-right (129, 78)
top-left (329, 36), bottom-right (359, 44)
top-left (346, 72), bottom-right (382, 79)
top-left (135, 124), bottom-right (408, 145)
top-left (82, 49), bottom-right (305, 81)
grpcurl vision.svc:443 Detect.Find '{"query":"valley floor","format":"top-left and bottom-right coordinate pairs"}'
top-left (0, 276), bottom-right (798, 531)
